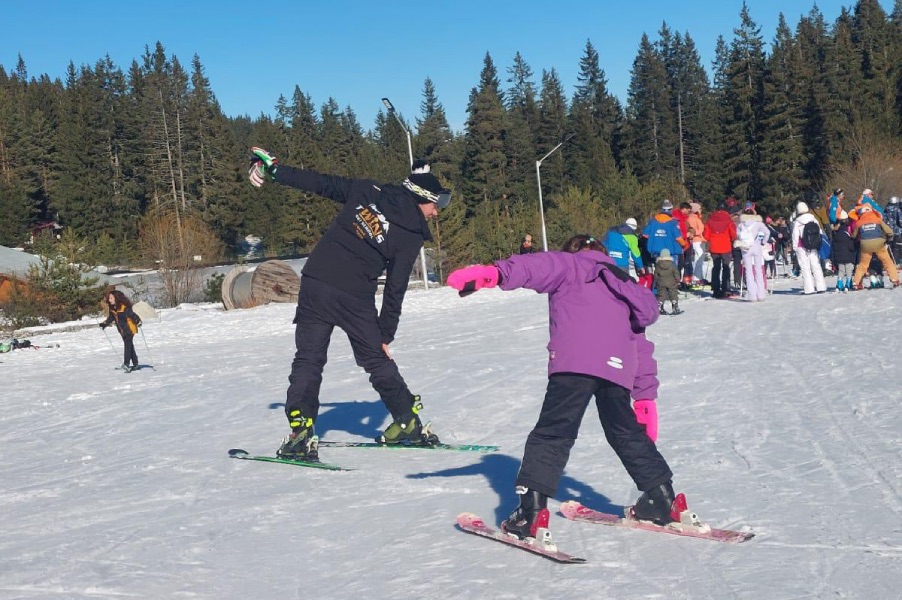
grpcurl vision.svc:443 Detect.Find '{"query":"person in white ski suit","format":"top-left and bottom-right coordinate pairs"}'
top-left (735, 209), bottom-right (771, 301)
top-left (792, 202), bottom-right (827, 294)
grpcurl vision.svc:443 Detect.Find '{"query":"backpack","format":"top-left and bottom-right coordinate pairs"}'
top-left (736, 223), bottom-right (756, 250)
top-left (801, 221), bottom-right (822, 251)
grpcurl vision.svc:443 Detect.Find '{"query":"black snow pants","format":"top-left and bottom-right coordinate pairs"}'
top-left (515, 373), bottom-right (673, 498)
top-left (122, 333), bottom-right (138, 367)
top-left (711, 252), bottom-right (732, 298)
top-left (285, 276), bottom-right (415, 425)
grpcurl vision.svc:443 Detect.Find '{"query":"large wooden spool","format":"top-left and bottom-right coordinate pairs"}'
top-left (221, 260), bottom-right (301, 310)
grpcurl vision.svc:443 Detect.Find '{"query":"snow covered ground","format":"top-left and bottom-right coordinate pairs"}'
top-left (2, 275), bottom-right (901, 599)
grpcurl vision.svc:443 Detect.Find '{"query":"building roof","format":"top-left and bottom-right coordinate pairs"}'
top-left (0, 245), bottom-right (41, 277)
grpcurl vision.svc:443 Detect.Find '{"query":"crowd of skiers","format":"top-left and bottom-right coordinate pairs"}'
top-left (599, 189), bottom-right (902, 312)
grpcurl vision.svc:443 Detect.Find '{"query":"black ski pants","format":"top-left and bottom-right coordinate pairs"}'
top-left (285, 277), bottom-right (415, 425)
top-left (710, 252), bottom-right (732, 298)
top-left (731, 247), bottom-right (743, 287)
top-left (515, 373), bottom-right (673, 499)
top-left (121, 333), bottom-right (138, 367)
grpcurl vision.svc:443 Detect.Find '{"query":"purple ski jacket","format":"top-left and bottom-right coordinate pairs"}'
top-left (494, 250), bottom-right (661, 399)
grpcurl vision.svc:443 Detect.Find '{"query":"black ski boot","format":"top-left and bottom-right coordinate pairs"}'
top-left (277, 410), bottom-right (319, 461)
top-left (659, 302), bottom-right (668, 315)
top-left (632, 481), bottom-right (677, 525)
top-left (670, 301), bottom-right (683, 315)
top-left (501, 487), bottom-right (551, 540)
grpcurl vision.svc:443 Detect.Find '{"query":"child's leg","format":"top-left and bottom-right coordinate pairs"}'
top-left (594, 381), bottom-right (672, 491)
top-left (515, 374), bottom-right (596, 498)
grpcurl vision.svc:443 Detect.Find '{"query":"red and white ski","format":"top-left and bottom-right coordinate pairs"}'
top-left (560, 500), bottom-right (755, 544)
top-left (456, 513), bottom-right (587, 563)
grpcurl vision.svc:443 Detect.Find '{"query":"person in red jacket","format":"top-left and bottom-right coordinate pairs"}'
top-left (703, 203), bottom-right (738, 299)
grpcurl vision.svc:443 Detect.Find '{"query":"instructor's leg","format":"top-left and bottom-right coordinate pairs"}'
top-left (339, 296), bottom-right (415, 420)
top-left (285, 279), bottom-right (335, 422)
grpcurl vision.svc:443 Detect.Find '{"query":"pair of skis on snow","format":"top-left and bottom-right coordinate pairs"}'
top-left (229, 443), bottom-right (755, 562)
top-left (458, 500), bottom-right (755, 563)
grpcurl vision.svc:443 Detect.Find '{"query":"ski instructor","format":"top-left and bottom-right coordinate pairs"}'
top-left (248, 148), bottom-right (451, 461)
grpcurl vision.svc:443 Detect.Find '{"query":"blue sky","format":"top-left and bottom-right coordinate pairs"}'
top-left (1, 1), bottom-right (892, 132)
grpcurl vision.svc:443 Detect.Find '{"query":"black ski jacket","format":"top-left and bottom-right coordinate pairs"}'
top-left (276, 165), bottom-right (432, 344)
top-left (831, 227), bottom-right (857, 265)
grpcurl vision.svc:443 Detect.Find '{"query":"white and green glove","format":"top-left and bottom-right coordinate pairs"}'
top-left (248, 147), bottom-right (278, 187)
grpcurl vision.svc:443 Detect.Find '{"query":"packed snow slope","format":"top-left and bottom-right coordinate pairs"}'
top-left (2, 278), bottom-right (900, 599)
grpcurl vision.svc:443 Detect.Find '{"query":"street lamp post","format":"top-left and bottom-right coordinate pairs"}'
top-left (535, 133), bottom-right (576, 252)
top-left (382, 97), bottom-right (429, 290)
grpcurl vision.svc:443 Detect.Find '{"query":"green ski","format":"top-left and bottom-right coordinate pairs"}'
top-left (228, 448), bottom-right (353, 471)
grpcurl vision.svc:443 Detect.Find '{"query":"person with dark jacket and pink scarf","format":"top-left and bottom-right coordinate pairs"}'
top-left (447, 234), bottom-right (681, 544)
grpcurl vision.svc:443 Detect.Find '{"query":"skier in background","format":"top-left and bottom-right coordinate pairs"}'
top-left (248, 148), bottom-right (451, 460)
top-left (686, 203), bottom-right (707, 285)
top-left (831, 210), bottom-right (856, 292)
top-left (850, 205), bottom-right (899, 289)
top-left (641, 200), bottom-right (688, 261)
top-left (703, 202), bottom-right (737, 299)
top-left (446, 234), bottom-right (683, 543)
top-left (519, 234), bottom-right (537, 254)
top-left (883, 196), bottom-right (902, 265)
top-left (792, 202), bottom-right (828, 295)
top-left (602, 217), bottom-right (644, 278)
top-left (100, 290), bottom-right (142, 372)
top-left (653, 249), bottom-right (681, 314)
top-left (735, 207), bottom-right (771, 302)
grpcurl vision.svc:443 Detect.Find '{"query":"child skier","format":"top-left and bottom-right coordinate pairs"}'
top-left (100, 290), bottom-right (142, 372)
top-left (831, 210), bottom-right (856, 292)
top-left (653, 249), bottom-right (681, 314)
top-left (447, 234), bottom-right (682, 544)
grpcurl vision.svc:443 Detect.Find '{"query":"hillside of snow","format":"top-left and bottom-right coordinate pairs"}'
top-left (2, 276), bottom-right (900, 599)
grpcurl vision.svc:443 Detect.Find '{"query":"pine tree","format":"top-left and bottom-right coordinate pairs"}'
top-left (852, 0), bottom-right (897, 134)
top-left (668, 32), bottom-right (716, 202)
top-left (794, 6), bottom-right (837, 186)
top-left (706, 35), bottom-right (733, 203)
top-left (503, 52), bottom-right (539, 208)
top-left (624, 33), bottom-right (675, 182)
top-left (461, 52), bottom-right (507, 215)
top-left (760, 14), bottom-right (807, 212)
top-left (535, 68), bottom-right (569, 200)
top-left (567, 40), bottom-right (621, 189)
top-left (721, 3), bottom-right (768, 202)
top-left (185, 55), bottom-right (244, 247)
top-left (414, 77), bottom-right (454, 171)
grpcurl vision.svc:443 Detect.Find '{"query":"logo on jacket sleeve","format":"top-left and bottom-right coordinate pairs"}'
top-left (353, 204), bottom-right (390, 243)
top-left (606, 356), bottom-right (624, 369)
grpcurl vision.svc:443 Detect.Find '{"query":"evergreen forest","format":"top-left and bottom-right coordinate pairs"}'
top-left (2, 1), bottom-right (902, 274)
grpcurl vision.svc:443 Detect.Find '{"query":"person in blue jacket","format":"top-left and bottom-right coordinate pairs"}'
top-left (827, 188), bottom-right (845, 224)
top-left (602, 217), bottom-right (644, 276)
top-left (641, 200), bottom-right (687, 261)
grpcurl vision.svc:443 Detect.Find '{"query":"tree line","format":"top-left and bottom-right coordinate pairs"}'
top-left (1, 0), bottom-right (901, 275)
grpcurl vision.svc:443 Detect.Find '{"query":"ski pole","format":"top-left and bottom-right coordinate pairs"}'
top-left (101, 326), bottom-right (117, 352)
top-left (139, 328), bottom-right (156, 369)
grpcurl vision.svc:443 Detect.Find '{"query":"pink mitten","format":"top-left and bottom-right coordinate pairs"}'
top-left (633, 399), bottom-right (658, 442)
top-left (447, 265), bottom-right (500, 296)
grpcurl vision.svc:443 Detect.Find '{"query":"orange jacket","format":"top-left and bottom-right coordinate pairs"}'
top-left (686, 213), bottom-right (706, 243)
